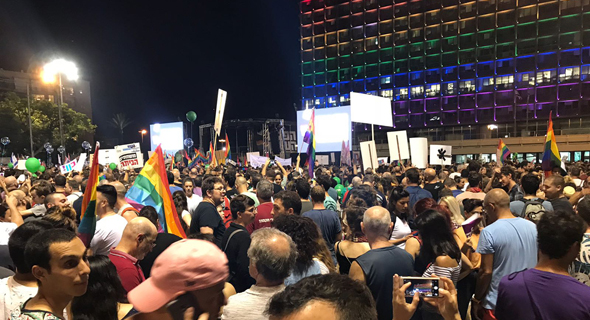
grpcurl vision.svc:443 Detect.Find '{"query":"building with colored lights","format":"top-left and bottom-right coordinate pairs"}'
top-left (300, 0), bottom-right (590, 161)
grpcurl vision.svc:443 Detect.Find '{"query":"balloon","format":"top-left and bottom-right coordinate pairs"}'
top-left (333, 177), bottom-right (341, 185)
top-left (7, 163), bottom-right (13, 169)
top-left (32, 174), bottom-right (37, 178)
top-left (335, 184), bottom-right (345, 198)
top-left (39, 165), bottom-right (46, 173)
top-left (109, 163), bottom-right (117, 170)
top-left (25, 158), bottom-right (40, 173)
top-left (186, 111), bottom-right (197, 122)
top-left (205, 164), bottom-right (210, 169)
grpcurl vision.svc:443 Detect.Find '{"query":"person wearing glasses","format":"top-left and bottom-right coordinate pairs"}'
top-left (189, 177), bottom-right (227, 248)
top-left (221, 195), bottom-right (258, 293)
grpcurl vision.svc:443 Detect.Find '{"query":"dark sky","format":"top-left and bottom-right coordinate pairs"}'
top-left (0, 0), bottom-right (301, 140)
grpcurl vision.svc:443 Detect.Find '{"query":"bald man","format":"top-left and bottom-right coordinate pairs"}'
top-left (108, 217), bottom-right (158, 295)
top-left (423, 168), bottom-right (444, 201)
top-left (3, 176), bottom-right (18, 193)
top-left (349, 206), bottom-right (414, 320)
top-left (471, 189), bottom-right (538, 320)
top-left (110, 181), bottom-right (139, 222)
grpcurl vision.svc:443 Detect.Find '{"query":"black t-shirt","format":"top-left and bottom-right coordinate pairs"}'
top-left (273, 183), bottom-right (283, 195)
top-left (140, 232), bottom-right (182, 277)
top-left (189, 201), bottom-right (227, 248)
top-left (424, 182), bottom-right (444, 201)
top-left (549, 197), bottom-right (575, 215)
top-left (356, 246), bottom-right (415, 320)
top-left (225, 188), bottom-right (238, 200)
top-left (221, 223), bottom-right (255, 293)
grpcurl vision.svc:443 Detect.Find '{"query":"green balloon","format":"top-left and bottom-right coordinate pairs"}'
top-left (7, 163), bottom-right (13, 169)
top-left (39, 165), bottom-right (46, 173)
top-left (205, 164), bottom-right (210, 169)
top-left (333, 177), bottom-right (341, 185)
top-left (25, 158), bottom-right (40, 173)
top-left (109, 163), bottom-right (117, 170)
top-left (32, 174), bottom-right (37, 178)
top-left (335, 184), bottom-right (345, 198)
top-left (186, 111), bottom-right (197, 123)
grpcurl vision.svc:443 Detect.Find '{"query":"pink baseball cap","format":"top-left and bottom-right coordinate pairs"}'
top-left (128, 239), bottom-right (229, 313)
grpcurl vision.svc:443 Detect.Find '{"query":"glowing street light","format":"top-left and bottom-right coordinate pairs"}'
top-left (139, 129), bottom-right (147, 143)
top-left (42, 59), bottom-right (79, 159)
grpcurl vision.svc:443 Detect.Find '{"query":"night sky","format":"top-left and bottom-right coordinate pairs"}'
top-left (0, 0), bottom-right (301, 141)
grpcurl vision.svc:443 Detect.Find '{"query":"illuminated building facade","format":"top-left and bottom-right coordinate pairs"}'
top-left (300, 0), bottom-right (590, 144)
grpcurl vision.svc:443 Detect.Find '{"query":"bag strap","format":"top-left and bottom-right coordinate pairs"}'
top-left (224, 229), bottom-right (245, 252)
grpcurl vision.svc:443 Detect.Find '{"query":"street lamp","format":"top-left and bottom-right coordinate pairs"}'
top-left (139, 129), bottom-right (147, 143)
top-left (42, 59), bottom-right (79, 160)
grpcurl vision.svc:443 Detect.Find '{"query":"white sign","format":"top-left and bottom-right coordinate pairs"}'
top-left (316, 155), bottom-right (329, 166)
top-left (409, 137), bottom-right (429, 169)
top-left (246, 152), bottom-right (260, 164)
top-left (350, 92), bottom-right (393, 127)
top-left (274, 156), bottom-right (292, 167)
top-left (387, 131), bottom-right (410, 161)
top-left (60, 160), bottom-right (77, 174)
top-left (249, 155), bottom-right (268, 168)
top-left (214, 89), bottom-right (228, 136)
top-left (97, 149), bottom-right (118, 166)
top-left (378, 157), bottom-right (389, 165)
top-left (115, 143), bottom-right (144, 169)
top-left (430, 145), bottom-right (453, 166)
top-left (17, 160), bottom-right (27, 170)
top-left (115, 142), bottom-right (141, 153)
top-left (73, 153), bottom-right (87, 172)
top-left (360, 141), bottom-right (378, 170)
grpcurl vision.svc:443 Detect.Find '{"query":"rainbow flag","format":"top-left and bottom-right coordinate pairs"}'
top-left (303, 108), bottom-right (316, 178)
top-left (209, 141), bottom-right (217, 167)
top-left (224, 133), bottom-right (231, 161)
top-left (78, 143), bottom-right (100, 247)
top-left (496, 139), bottom-right (511, 165)
top-left (195, 148), bottom-right (208, 164)
top-left (126, 145), bottom-right (186, 238)
top-left (542, 111), bottom-right (561, 174)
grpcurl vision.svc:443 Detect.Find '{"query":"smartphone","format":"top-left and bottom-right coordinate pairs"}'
top-left (167, 293), bottom-right (200, 320)
top-left (401, 277), bottom-right (439, 298)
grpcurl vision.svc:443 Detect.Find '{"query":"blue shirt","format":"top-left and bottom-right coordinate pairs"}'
top-left (284, 260), bottom-right (322, 286)
top-left (303, 209), bottom-right (342, 258)
top-left (476, 218), bottom-right (538, 310)
top-left (405, 186), bottom-right (433, 213)
top-left (452, 189), bottom-right (463, 197)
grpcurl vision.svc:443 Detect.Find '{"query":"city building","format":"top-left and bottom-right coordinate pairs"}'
top-left (0, 68), bottom-right (92, 121)
top-left (300, 0), bottom-right (590, 162)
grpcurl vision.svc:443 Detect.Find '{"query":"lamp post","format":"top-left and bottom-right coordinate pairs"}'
top-left (42, 59), bottom-right (79, 161)
top-left (139, 129), bottom-right (147, 143)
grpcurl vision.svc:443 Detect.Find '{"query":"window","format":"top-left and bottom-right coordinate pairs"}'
top-left (517, 6), bottom-right (537, 23)
top-left (395, 17), bottom-right (408, 30)
top-left (381, 89), bottom-right (394, 100)
top-left (32, 94), bottom-right (45, 101)
top-left (426, 84), bottom-right (440, 97)
top-left (411, 86), bottom-right (424, 98)
top-left (459, 80), bottom-right (475, 93)
top-left (443, 82), bottom-right (456, 95)
top-left (496, 75), bottom-right (514, 89)
top-left (396, 87), bottom-right (409, 100)
top-left (559, 66), bottom-right (580, 81)
top-left (537, 70), bottom-right (557, 84)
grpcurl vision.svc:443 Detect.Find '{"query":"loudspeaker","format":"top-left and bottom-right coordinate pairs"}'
top-left (270, 126), bottom-right (281, 155)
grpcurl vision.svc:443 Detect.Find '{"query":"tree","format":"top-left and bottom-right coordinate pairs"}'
top-left (0, 92), bottom-right (96, 156)
top-left (109, 113), bottom-right (132, 144)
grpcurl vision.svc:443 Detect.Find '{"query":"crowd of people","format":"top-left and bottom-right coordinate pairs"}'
top-left (1, 156), bottom-right (590, 320)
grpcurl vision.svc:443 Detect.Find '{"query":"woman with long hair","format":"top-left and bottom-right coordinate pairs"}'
top-left (172, 190), bottom-right (190, 232)
top-left (387, 187), bottom-right (412, 248)
top-left (71, 255), bottom-right (134, 320)
top-left (334, 199), bottom-right (371, 274)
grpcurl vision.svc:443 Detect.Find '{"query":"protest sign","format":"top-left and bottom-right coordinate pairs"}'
top-left (410, 137), bottom-right (428, 169)
top-left (429, 145), bottom-right (452, 166)
top-left (387, 131), bottom-right (410, 161)
top-left (115, 143), bottom-right (143, 169)
top-left (360, 141), bottom-right (378, 170)
top-left (60, 160), bottom-right (77, 174)
top-left (274, 156), bottom-right (292, 167)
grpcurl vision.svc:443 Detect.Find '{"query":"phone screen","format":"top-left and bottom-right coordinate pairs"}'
top-left (402, 277), bottom-right (439, 298)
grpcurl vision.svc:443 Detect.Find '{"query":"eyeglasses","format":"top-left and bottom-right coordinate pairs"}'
top-left (213, 187), bottom-right (225, 191)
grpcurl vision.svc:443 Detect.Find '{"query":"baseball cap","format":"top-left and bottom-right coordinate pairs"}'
top-left (128, 239), bottom-right (228, 313)
top-left (564, 186), bottom-right (576, 198)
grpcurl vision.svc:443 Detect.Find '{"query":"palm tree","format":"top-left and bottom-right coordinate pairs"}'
top-left (110, 113), bottom-right (132, 143)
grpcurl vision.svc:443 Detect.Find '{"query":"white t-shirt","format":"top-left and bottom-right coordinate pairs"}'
top-left (0, 223), bottom-right (18, 246)
top-left (181, 210), bottom-right (190, 219)
top-left (0, 276), bottom-right (38, 320)
top-left (90, 214), bottom-right (128, 256)
top-left (221, 285), bottom-right (286, 320)
top-left (66, 192), bottom-right (82, 205)
top-left (186, 194), bottom-right (202, 214)
top-left (390, 216), bottom-right (412, 249)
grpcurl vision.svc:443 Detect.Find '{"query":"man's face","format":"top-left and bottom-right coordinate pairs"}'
top-left (240, 205), bottom-right (257, 224)
top-left (458, 178), bottom-right (466, 189)
top-left (269, 300), bottom-right (338, 320)
top-left (34, 238), bottom-right (90, 298)
top-left (541, 180), bottom-right (560, 199)
top-left (482, 200), bottom-right (498, 225)
top-left (191, 281), bottom-right (227, 320)
top-left (96, 191), bottom-right (108, 213)
top-left (31, 189), bottom-right (44, 205)
top-left (49, 193), bottom-right (70, 209)
top-left (208, 183), bottom-right (226, 206)
top-left (499, 173), bottom-right (511, 187)
top-left (136, 233), bottom-right (157, 260)
top-left (272, 199), bottom-right (287, 216)
top-left (64, 182), bottom-right (73, 195)
top-left (184, 181), bottom-right (194, 198)
top-left (189, 169), bottom-right (198, 179)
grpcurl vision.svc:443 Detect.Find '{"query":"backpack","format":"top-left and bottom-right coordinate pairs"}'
top-left (519, 198), bottom-right (547, 223)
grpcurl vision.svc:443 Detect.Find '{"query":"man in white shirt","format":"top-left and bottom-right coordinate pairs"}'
top-left (222, 228), bottom-right (296, 320)
top-left (183, 177), bottom-right (202, 214)
top-left (90, 185), bottom-right (128, 256)
top-left (65, 179), bottom-right (83, 205)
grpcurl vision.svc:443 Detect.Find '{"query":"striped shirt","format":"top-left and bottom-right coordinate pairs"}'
top-left (422, 259), bottom-right (462, 285)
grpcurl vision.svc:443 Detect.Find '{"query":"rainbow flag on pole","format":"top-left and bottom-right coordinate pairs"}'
top-left (496, 139), bottom-right (511, 165)
top-left (303, 108), bottom-right (316, 178)
top-left (126, 145), bottom-right (186, 238)
top-left (224, 133), bottom-right (231, 161)
top-left (542, 111), bottom-right (561, 175)
top-left (78, 142), bottom-right (100, 247)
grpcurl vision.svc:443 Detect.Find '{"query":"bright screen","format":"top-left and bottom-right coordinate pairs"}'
top-left (297, 106), bottom-right (351, 153)
top-left (150, 122), bottom-right (184, 155)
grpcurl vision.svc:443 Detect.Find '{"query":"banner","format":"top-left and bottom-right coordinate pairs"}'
top-left (274, 156), bottom-right (292, 167)
top-left (246, 152), bottom-right (260, 164)
top-left (249, 155), bottom-right (268, 168)
top-left (115, 143), bottom-right (143, 169)
top-left (73, 153), bottom-right (87, 172)
top-left (60, 160), bottom-right (77, 174)
top-left (214, 89), bottom-right (228, 136)
top-left (316, 155), bottom-right (329, 166)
